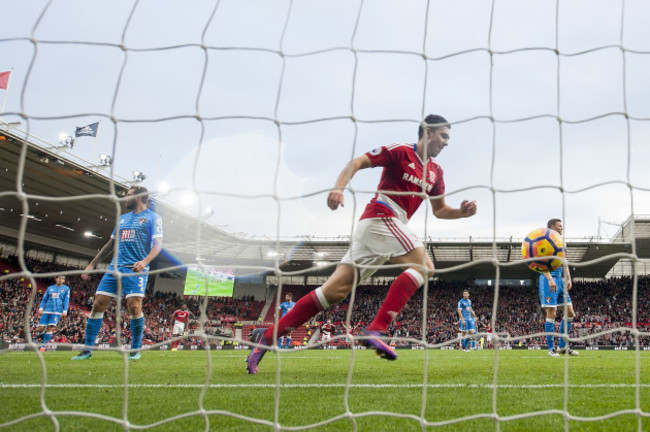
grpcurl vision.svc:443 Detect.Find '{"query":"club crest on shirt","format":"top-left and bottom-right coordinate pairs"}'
top-left (428, 171), bottom-right (436, 183)
top-left (139, 218), bottom-right (146, 225)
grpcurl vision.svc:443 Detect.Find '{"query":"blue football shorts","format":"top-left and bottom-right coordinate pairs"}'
top-left (539, 276), bottom-right (571, 308)
top-left (38, 313), bottom-right (61, 327)
top-left (459, 318), bottom-right (476, 332)
top-left (96, 266), bottom-right (148, 298)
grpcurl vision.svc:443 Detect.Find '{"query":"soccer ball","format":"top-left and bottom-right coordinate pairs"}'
top-left (521, 228), bottom-right (564, 272)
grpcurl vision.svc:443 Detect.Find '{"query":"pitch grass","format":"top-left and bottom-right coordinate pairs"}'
top-left (1, 349), bottom-right (649, 431)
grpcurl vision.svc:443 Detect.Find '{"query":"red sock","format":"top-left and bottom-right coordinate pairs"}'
top-left (264, 291), bottom-right (325, 342)
top-left (172, 340), bottom-right (178, 349)
top-left (367, 270), bottom-right (421, 332)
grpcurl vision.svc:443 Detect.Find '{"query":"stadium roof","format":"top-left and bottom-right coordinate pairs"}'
top-left (1, 124), bottom-right (647, 281)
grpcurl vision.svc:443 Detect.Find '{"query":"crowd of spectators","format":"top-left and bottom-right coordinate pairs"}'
top-left (2, 256), bottom-right (650, 348)
top-left (303, 276), bottom-right (650, 348)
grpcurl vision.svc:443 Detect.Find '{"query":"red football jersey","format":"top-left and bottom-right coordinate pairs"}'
top-left (172, 310), bottom-right (190, 324)
top-left (360, 143), bottom-right (445, 223)
top-left (321, 324), bottom-right (335, 335)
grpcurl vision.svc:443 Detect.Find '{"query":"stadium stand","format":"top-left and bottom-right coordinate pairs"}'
top-left (3, 256), bottom-right (650, 348)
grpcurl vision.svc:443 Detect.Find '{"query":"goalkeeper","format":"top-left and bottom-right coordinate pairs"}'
top-left (247, 115), bottom-right (477, 374)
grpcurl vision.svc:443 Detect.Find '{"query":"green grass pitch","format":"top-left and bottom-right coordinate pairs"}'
top-left (1, 349), bottom-right (649, 431)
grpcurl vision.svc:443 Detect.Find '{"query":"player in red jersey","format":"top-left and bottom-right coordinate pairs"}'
top-left (485, 324), bottom-right (493, 349)
top-left (170, 303), bottom-right (193, 351)
top-left (247, 114), bottom-right (477, 374)
top-left (321, 319), bottom-right (335, 346)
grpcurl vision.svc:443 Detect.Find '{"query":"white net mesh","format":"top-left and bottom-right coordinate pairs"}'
top-left (2, 0), bottom-right (650, 430)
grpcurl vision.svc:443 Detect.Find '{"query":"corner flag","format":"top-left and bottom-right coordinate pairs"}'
top-left (0, 71), bottom-right (10, 90)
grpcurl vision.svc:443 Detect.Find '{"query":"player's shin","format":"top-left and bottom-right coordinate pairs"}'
top-left (84, 312), bottom-right (104, 349)
top-left (558, 318), bottom-right (573, 349)
top-left (367, 269), bottom-right (423, 332)
top-left (544, 319), bottom-right (555, 351)
top-left (264, 288), bottom-right (328, 342)
top-left (42, 332), bottom-right (53, 345)
top-left (130, 314), bottom-right (144, 350)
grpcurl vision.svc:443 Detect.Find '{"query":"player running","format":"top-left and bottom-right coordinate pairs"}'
top-left (457, 289), bottom-right (478, 351)
top-left (247, 114), bottom-right (477, 374)
top-left (321, 319), bottom-right (335, 347)
top-left (170, 303), bottom-right (194, 351)
top-left (539, 218), bottom-right (578, 357)
top-left (72, 186), bottom-right (163, 361)
top-left (36, 275), bottom-right (70, 352)
top-left (278, 293), bottom-right (295, 349)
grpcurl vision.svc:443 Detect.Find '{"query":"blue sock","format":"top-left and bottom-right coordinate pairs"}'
top-left (286, 337), bottom-right (291, 348)
top-left (471, 339), bottom-right (476, 349)
top-left (558, 318), bottom-right (573, 349)
top-left (545, 320), bottom-right (555, 351)
top-left (279, 336), bottom-right (284, 348)
top-left (461, 339), bottom-right (467, 349)
top-left (130, 316), bottom-right (144, 350)
top-left (42, 332), bottom-right (53, 344)
top-left (85, 318), bottom-right (103, 349)
top-left (38, 332), bottom-right (45, 343)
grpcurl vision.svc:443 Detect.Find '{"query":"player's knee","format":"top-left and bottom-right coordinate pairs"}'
top-left (404, 268), bottom-right (426, 287)
top-left (325, 284), bottom-right (352, 304)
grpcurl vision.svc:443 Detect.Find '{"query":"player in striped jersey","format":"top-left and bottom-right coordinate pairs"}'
top-left (457, 289), bottom-right (478, 351)
top-left (539, 218), bottom-right (578, 357)
top-left (72, 186), bottom-right (163, 361)
top-left (247, 114), bottom-right (477, 374)
top-left (36, 275), bottom-right (70, 351)
top-left (278, 293), bottom-right (295, 349)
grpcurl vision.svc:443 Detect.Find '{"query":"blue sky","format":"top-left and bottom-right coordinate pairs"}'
top-left (1, 0), bottom-right (650, 241)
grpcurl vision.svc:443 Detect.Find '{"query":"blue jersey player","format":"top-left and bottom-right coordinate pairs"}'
top-left (36, 275), bottom-right (70, 352)
top-left (457, 289), bottom-right (478, 351)
top-left (278, 293), bottom-right (295, 349)
top-left (72, 186), bottom-right (163, 361)
top-left (539, 218), bottom-right (578, 357)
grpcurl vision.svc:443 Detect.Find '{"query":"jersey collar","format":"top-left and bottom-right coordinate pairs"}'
top-left (412, 143), bottom-right (425, 164)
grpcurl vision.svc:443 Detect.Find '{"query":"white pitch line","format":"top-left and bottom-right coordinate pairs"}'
top-left (2, 383), bottom-right (649, 389)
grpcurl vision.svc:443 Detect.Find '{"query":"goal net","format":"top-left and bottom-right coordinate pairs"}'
top-left (1, 0), bottom-right (650, 430)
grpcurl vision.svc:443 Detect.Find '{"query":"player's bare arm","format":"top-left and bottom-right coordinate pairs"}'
top-left (564, 257), bottom-right (573, 290)
top-left (543, 271), bottom-right (557, 293)
top-left (457, 309), bottom-right (465, 325)
top-left (327, 155), bottom-right (372, 211)
top-left (430, 198), bottom-right (477, 219)
top-left (133, 237), bottom-right (163, 273)
top-left (82, 238), bottom-right (115, 280)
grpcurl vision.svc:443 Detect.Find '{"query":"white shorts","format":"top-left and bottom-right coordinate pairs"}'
top-left (341, 217), bottom-right (422, 284)
top-left (172, 321), bottom-right (185, 335)
top-left (322, 333), bottom-right (331, 341)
